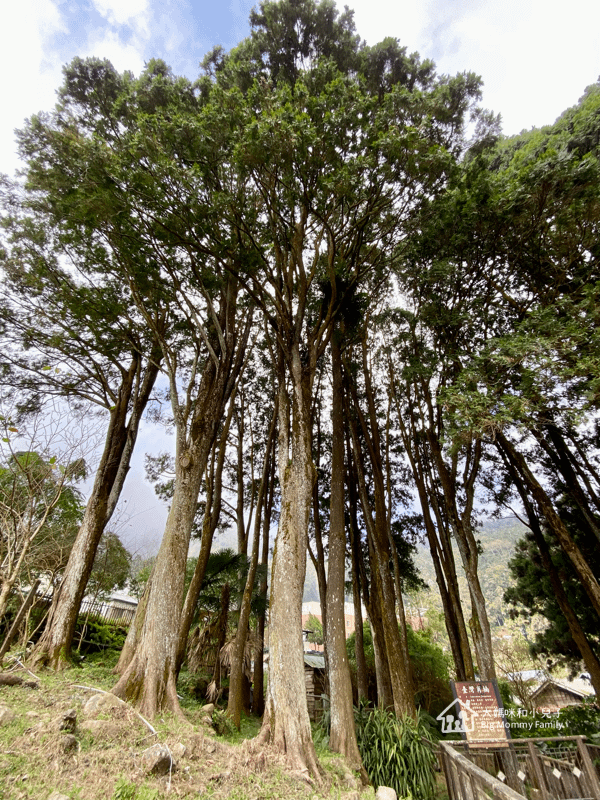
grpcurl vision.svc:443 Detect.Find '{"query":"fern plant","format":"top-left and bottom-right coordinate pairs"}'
top-left (355, 704), bottom-right (437, 800)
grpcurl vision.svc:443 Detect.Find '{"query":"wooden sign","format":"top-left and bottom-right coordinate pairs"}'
top-left (441, 681), bottom-right (510, 747)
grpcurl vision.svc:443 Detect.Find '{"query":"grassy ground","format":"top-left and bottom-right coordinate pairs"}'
top-left (0, 651), bottom-right (372, 800)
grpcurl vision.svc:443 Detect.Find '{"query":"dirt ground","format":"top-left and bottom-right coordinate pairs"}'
top-left (0, 655), bottom-right (372, 800)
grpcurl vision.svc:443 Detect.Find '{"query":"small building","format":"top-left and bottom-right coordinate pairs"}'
top-left (304, 653), bottom-right (327, 721)
top-left (530, 679), bottom-right (594, 714)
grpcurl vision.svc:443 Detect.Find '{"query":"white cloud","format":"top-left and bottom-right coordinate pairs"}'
top-left (82, 29), bottom-right (147, 75)
top-left (343, 0), bottom-right (600, 135)
top-left (92, 0), bottom-right (149, 28)
top-left (0, 0), bottom-right (66, 175)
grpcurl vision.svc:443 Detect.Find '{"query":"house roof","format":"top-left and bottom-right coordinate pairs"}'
top-left (530, 679), bottom-right (592, 702)
top-left (304, 654), bottom-right (325, 670)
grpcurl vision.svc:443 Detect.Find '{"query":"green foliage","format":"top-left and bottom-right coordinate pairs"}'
top-left (74, 615), bottom-right (128, 655)
top-left (346, 622), bottom-right (452, 714)
top-left (355, 704), bottom-right (437, 799)
top-left (112, 778), bottom-right (162, 800)
top-left (406, 627), bottom-right (453, 717)
top-left (305, 613), bottom-right (324, 646)
top-left (505, 500), bottom-right (600, 671)
top-left (212, 708), bottom-right (236, 736)
top-left (556, 701), bottom-right (600, 739)
top-left (87, 531), bottom-right (132, 602)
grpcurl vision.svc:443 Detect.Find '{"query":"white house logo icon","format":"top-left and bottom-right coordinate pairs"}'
top-left (437, 698), bottom-right (478, 734)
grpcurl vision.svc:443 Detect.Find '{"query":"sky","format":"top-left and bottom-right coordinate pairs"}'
top-left (2, 0), bottom-right (600, 554)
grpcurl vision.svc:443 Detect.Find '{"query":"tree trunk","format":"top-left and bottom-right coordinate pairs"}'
top-left (260, 350), bottom-right (321, 779)
top-left (33, 354), bottom-right (159, 669)
top-left (326, 332), bottom-right (364, 769)
top-left (496, 430), bottom-right (600, 618)
top-left (499, 447), bottom-right (600, 697)
top-left (388, 363), bottom-right (475, 681)
top-left (111, 437), bottom-right (209, 717)
top-left (346, 435), bottom-right (369, 702)
top-left (111, 347), bottom-right (234, 716)
top-left (175, 398), bottom-right (234, 675)
top-left (427, 430), bottom-right (496, 681)
top-left (346, 366), bottom-right (415, 717)
top-left (254, 449), bottom-right (276, 717)
top-left (228, 402), bottom-right (277, 728)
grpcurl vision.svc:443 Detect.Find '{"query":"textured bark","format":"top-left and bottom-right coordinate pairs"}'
top-left (253, 450), bottom-right (276, 717)
top-left (264, 351), bottom-right (321, 778)
top-left (32, 354), bottom-right (159, 669)
top-left (496, 430), bottom-right (600, 618)
top-left (346, 438), bottom-right (369, 702)
top-left (326, 332), bottom-right (364, 770)
top-left (228, 402), bottom-right (277, 728)
top-left (175, 399), bottom-right (234, 675)
top-left (346, 363), bottom-right (415, 717)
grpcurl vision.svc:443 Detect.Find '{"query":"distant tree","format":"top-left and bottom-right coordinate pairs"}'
top-left (0, 401), bottom-right (94, 620)
top-left (86, 532), bottom-right (132, 604)
top-left (505, 504), bottom-right (600, 676)
top-left (305, 613), bottom-right (324, 646)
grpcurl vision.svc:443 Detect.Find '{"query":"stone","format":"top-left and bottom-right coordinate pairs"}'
top-left (82, 692), bottom-right (123, 717)
top-left (58, 734), bottom-right (78, 754)
top-left (201, 703), bottom-right (215, 715)
top-left (171, 742), bottom-right (186, 760)
top-left (48, 793), bottom-right (70, 800)
top-left (375, 788), bottom-right (397, 800)
top-left (140, 743), bottom-right (173, 776)
top-left (59, 708), bottom-right (77, 733)
top-left (0, 705), bottom-right (16, 726)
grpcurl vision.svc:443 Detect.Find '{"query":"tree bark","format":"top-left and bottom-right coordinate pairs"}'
top-left (175, 398), bottom-right (234, 675)
top-left (228, 401), bottom-right (277, 728)
top-left (261, 348), bottom-right (321, 779)
top-left (253, 448), bottom-right (275, 717)
top-left (326, 331), bottom-right (364, 769)
top-left (346, 359), bottom-right (415, 717)
top-left (32, 353), bottom-right (159, 669)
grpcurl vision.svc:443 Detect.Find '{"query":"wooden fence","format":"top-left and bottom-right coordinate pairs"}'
top-left (440, 737), bottom-right (600, 800)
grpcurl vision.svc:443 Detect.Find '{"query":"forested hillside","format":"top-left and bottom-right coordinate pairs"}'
top-left (412, 517), bottom-right (527, 629)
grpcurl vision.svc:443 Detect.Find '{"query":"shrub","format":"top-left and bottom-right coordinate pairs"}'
top-left (355, 704), bottom-right (437, 799)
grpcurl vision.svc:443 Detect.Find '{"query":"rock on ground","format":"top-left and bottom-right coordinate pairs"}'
top-left (375, 788), bottom-right (397, 800)
top-left (82, 692), bottom-right (123, 717)
top-left (140, 743), bottom-right (174, 776)
top-left (0, 704), bottom-right (16, 726)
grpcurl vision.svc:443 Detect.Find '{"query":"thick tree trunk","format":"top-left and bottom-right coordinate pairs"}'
top-left (261, 352), bottom-right (321, 779)
top-left (326, 332), bottom-right (364, 769)
top-left (33, 355), bottom-right (159, 669)
top-left (111, 441), bottom-right (208, 717)
top-left (175, 399), bottom-right (234, 675)
top-left (112, 345), bottom-right (235, 716)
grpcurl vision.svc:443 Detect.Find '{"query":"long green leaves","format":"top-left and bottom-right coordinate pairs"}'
top-left (355, 705), bottom-right (437, 799)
